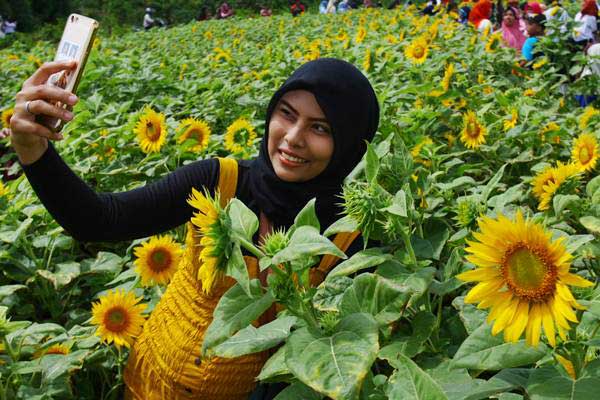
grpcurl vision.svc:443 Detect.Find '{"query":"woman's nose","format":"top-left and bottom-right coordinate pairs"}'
top-left (284, 123), bottom-right (305, 147)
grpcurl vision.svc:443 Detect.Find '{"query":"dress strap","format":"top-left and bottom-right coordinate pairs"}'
top-left (310, 231), bottom-right (361, 286)
top-left (217, 158), bottom-right (238, 206)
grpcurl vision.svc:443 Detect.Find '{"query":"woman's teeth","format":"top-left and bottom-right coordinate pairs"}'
top-left (281, 152), bottom-right (307, 163)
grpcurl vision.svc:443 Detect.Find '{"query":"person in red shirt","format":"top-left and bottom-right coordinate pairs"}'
top-left (290, 0), bottom-right (306, 16)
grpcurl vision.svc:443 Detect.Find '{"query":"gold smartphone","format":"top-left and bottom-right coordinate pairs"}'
top-left (42, 14), bottom-right (99, 132)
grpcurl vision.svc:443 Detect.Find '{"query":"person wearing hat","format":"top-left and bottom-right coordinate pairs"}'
top-left (521, 12), bottom-right (546, 62)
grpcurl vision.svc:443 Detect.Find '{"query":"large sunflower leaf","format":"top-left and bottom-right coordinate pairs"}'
top-left (212, 316), bottom-right (297, 358)
top-left (228, 198), bottom-right (259, 241)
top-left (293, 198), bottom-right (320, 231)
top-left (271, 226), bottom-right (346, 266)
top-left (383, 353), bottom-right (448, 400)
top-left (339, 273), bottom-right (411, 325)
top-left (274, 382), bottom-right (324, 400)
top-left (326, 248), bottom-right (392, 280)
top-left (452, 323), bottom-right (548, 370)
top-left (257, 345), bottom-right (292, 382)
top-left (202, 280), bottom-right (274, 356)
top-left (526, 360), bottom-right (600, 400)
top-left (285, 313), bottom-right (379, 400)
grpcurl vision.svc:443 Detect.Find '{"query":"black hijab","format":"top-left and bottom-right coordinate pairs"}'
top-left (248, 58), bottom-right (380, 230)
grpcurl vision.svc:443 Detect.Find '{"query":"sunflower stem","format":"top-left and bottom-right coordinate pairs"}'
top-left (236, 235), bottom-right (265, 259)
top-left (400, 229), bottom-right (418, 268)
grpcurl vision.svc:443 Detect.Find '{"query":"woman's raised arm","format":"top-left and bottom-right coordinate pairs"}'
top-left (11, 60), bottom-right (221, 242)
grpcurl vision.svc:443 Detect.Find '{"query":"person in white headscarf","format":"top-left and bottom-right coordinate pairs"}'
top-left (575, 44), bottom-right (600, 107)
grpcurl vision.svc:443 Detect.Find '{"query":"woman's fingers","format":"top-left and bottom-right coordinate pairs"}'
top-left (17, 84), bottom-right (78, 107)
top-left (26, 100), bottom-right (74, 122)
top-left (10, 117), bottom-right (60, 141)
top-left (24, 60), bottom-right (77, 87)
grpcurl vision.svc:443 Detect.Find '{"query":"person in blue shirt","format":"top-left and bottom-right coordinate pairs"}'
top-left (522, 13), bottom-right (546, 62)
top-left (338, 0), bottom-right (351, 12)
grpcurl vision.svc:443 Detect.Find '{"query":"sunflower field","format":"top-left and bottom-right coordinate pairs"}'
top-left (1, 5), bottom-right (600, 400)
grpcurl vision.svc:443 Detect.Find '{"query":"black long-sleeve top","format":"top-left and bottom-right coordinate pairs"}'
top-left (22, 143), bottom-right (256, 242)
top-left (22, 144), bottom-right (365, 251)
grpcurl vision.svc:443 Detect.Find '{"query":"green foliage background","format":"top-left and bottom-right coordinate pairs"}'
top-left (0, 5), bottom-right (599, 400)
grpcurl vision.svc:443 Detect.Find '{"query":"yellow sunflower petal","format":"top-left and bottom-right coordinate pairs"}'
top-left (540, 302), bottom-right (556, 347)
top-left (560, 273), bottom-right (594, 287)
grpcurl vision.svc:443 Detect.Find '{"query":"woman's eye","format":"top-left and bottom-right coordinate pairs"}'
top-left (313, 124), bottom-right (330, 134)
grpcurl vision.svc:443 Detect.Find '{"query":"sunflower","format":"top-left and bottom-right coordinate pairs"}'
top-left (460, 111), bottom-right (487, 149)
top-left (224, 118), bottom-right (257, 155)
top-left (91, 289), bottom-right (147, 349)
top-left (336, 31), bottom-right (348, 42)
top-left (524, 88), bottom-right (536, 97)
top-left (188, 188), bottom-right (232, 294)
top-left (531, 162), bottom-right (580, 211)
top-left (571, 133), bottom-right (598, 172)
top-left (541, 122), bottom-right (560, 134)
top-left (458, 211), bottom-right (593, 347)
top-left (484, 33), bottom-right (502, 53)
top-left (503, 109), bottom-right (518, 132)
top-left (441, 63), bottom-right (454, 92)
top-left (579, 106), bottom-right (599, 131)
top-left (134, 107), bottom-right (168, 154)
top-left (1, 108), bottom-right (13, 128)
top-left (34, 343), bottom-right (71, 358)
top-left (404, 37), bottom-right (429, 64)
top-left (410, 137), bottom-right (433, 158)
top-left (0, 181), bottom-right (8, 198)
top-left (533, 57), bottom-right (548, 70)
top-left (355, 27), bottom-right (367, 44)
top-left (133, 235), bottom-right (182, 286)
top-left (362, 49), bottom-right (372, 72)
top-left (177, 118), bottom-right (211, 153)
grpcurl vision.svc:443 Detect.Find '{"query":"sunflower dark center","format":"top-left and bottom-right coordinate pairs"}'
top-left (104, 306), bottom-right (129, 332)
top-left (502, 244), bottom-right (557, 301)
top-left (579, 147), bottom-right (591, 164)
top-left (413, 45), bottom-right (424, 58)
top-left (149, 248), bottom-right (171, 272)
top-left (146, 121), bottom-right (161, 141)
top-left (467, 120), bottom-right (481, 138)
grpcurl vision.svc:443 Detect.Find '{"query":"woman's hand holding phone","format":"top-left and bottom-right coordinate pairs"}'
top-left (10, 60), bottom-right (79, 165)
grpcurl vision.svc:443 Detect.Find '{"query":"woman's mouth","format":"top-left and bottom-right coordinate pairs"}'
top-left (279, 149), bottom-right (308, 165)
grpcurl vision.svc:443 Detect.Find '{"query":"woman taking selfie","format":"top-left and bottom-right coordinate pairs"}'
top-left (9, 58), bottom-right (380, 399)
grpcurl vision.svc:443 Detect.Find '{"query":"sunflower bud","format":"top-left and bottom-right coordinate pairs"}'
top-left (318, 311), bottom-right (340, 335)
top-left (342, 182), bottom-right (392, 241)
top-left (260, 229), bottom-right (289, 257)
top-left (454, 198), bottom-right (479, 228)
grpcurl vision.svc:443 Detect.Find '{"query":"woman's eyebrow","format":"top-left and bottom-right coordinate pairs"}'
top-left (280, 100), bottom-right (329, 123)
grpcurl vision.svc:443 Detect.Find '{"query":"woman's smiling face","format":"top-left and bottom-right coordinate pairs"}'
top-left (268, 90), bottom-right (334, 182)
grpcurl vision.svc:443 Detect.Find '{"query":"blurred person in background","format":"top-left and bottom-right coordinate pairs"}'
top-left (575, 43), bottom-right (600, 106)
top-left (290, 0), bottom-right (307, 16)
top-left (522, 12), bottom-right (546, 63)
top-left (543, 1), bottom-right (569, 36)
top-left (216, 2), bottom-right (234, 19)
top-left (143, 8), bottom-right (155, 30)
top-left (469, 0), bottom-right (494, 32)
top-left (501, 7), bottom-right (527, 52)
top-left (572, 0), bottom-right (598, 51)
